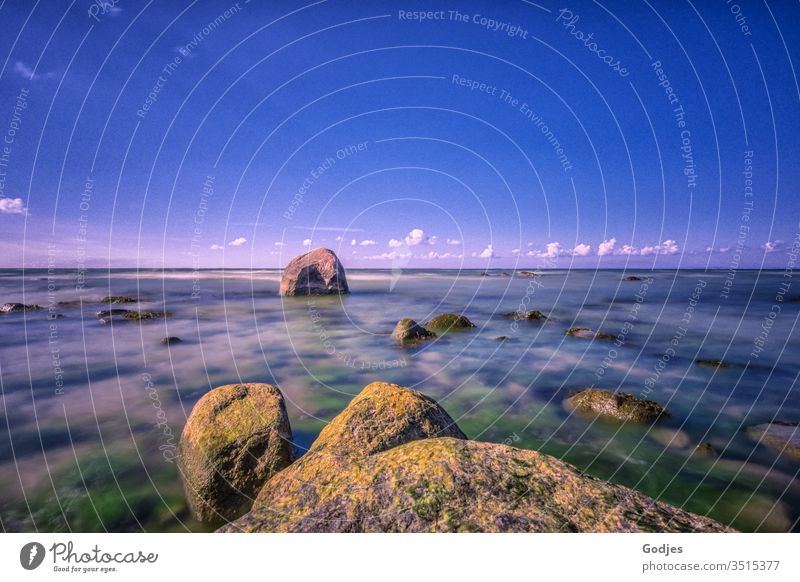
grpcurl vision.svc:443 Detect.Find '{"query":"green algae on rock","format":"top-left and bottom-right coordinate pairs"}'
top-left (99, 296), bottom-right (138, 304)
top-left (565, 389), bottom-right (669, 423)
top-left (178, 383), bottom-right (294, 524)
top-left (425, 313), bottom-right (476, 332)
top-left (392, 318), bottom-right (436, 345)
top-left (219, 382), bottom-right (728, 533)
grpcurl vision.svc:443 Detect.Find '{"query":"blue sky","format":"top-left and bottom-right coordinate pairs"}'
top-left (0, 0), bottom-right (798, 268)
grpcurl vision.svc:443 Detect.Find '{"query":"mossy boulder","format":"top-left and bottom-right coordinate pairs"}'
top-left (565, 327), bottom-right (615, 340)
top-left (220, 382), bottom-right (729, 533)
top-left (392, 319), bottom-right (436, 345)
top-left (565, 389), bottom-right (669, 423)
top-left (310, 381), bottom-right (465, 457)
top-left (425, 313), bottom-right (476, 332)
top-left (747, 421), bottom-right (800, 459)
top-left (223, 437), bottom-right (729, 533)
top-left (178, 383), bottom-right (294, 524)
top-left (502, 310), bottom-right (547, 321)
top-left (279, 247), bottom-right (349, 296)
top-left (1, 303), bottom-right (41, 313)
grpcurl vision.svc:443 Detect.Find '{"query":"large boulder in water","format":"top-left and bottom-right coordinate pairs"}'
top-left (178, 383), bottom-right (294, 524)
top-left (279, 247), bottom-right (349, 296)
top-left (220, 382), bottom-right (729, 533)
top-left (392, 318), bottom-right (436, 345)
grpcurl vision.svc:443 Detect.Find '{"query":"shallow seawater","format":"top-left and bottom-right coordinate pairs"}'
top-left (0, 268), bottom-right (798, 532)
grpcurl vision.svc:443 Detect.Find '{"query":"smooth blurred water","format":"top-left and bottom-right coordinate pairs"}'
top-left (1, 268), bottom-right (798, 532)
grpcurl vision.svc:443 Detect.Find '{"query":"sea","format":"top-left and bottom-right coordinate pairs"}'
top-left (0, 268), bottom-right (798, 532)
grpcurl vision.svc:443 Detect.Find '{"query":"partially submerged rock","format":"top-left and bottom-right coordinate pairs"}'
top-left (692, 443), bottom-right (719, 458)
top-left (623, 275), bottom-right (644, 281)
top-left (99, 296), bottom-right (137, 304)
top-left (502, 310), bottom-right (547, 321)
top-left (695, 359), bottom-right (731, 369)
top-left (392, 318), bottom-right (436, 345)
top-left (279, 247), bottom-right (349, 296)
top-left (565, 389), bottom-right (669, 423)
top-left (747, 421), bottom-right (800, 459)
top-left (565, 327), bottom-right (615, 340)
top-left (517, 271), bottom-right (538, 277)
top-left (1, 303), bottom-right (41, 313)
top-left (96, 309), bottom-right (169, 324)
top-left (178, 383), bottom-right (294, 524)
top-left (425, 313), bottom-right (476, 332)
top-left (222, 383), bottom-right (727, 533)
top-left (161, 336), bottom-right (183, 345)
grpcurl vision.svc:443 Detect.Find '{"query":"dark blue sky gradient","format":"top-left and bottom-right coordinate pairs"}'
top-left (0, 0), bottom-right (798, 268)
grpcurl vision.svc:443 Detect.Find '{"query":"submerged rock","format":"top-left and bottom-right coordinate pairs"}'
top-left (494, 336), bottom-right (510, 341)
top-left (747, 421), bottom-right (800, 459)
top-left (99, 296), bottom-right (137, 304)
top-left (279, 247), bottom-right (349, 296)
top-left (565, 327), bottom-right (615, 340)
top-left (221, 383), bottom-right (728, 533)
top-left (1, 303), bottom-right (41, 313)
top-left (565, 389), bottom-right (669, 423)
top-left (56, 300), bottom-right (84, 307)
top-left (695, 359), bottom-right (731, 369)
top-left (178, 383), bottom-right (294, 524)
top-left (161, 336), bottom-right (183, 345)
top-left (517, 271), bottom-right (538, 277)
top-left (425, 313), bottom-right (476, 332)
top-left (392, 319), bottom-right (436, 345)
top-left (623, 275), bottom-right (644, 281)
top-left (502, 310), bottom-right (547, 321)
top-left (693, 442), bottom-right (719, 458)
top-left (96, 309), bottom-right (169, 324)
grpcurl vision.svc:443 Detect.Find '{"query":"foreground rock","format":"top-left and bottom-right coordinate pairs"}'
top-left (565, 327), bottom-right (615, 340)
top-left (566, 389), bottom-right (669, 423)
top-left (99, 295), bottom-right (137, 304)
top-left (96, 309), bottom-right (169, 324)
top-left (220, 382), bottom-right (728, 533)
top-left (279, 247), bottom-right (349, 296)
top-left (425, 313), bottom-right (476, 332)
top-left (219, 383), bottom-right (730, 532)
top-left (502, 310), bottom-right (547, 321)
top-left (747, 421), bottom-right (800, 459)
top-left (178, 383), bottom-right (294, 523)
top-left (1, 303), bottom-right (41, 313)
top-left (392, 318), bottom-right (436, 345)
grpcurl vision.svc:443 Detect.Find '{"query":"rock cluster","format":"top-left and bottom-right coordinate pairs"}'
top-left (392, 318), bottom-right (436, 345)
top-left (565, 389), bottom-right (669, 423)
top-left (175, 381), bottom-right (731, 532)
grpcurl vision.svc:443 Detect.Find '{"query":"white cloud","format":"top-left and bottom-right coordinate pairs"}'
top-left (210, 244), bottom-right (224, 251)
top-left (359, 239), bottom-right (377, 246)
top-left (350, 239), bottom-right (356, 246)
top-left (13, 61), bottom-right (53, 81)
top-left (334, 235), bottom-right (343, 241)
top-left (477, 244), bottom-right (495, 258)
top-left (0, 197), bottom-right (27, 214)
top-left (303, 239), bottom-right (313, 247)
top-left (527, 242), bottom-right (562, 258)
top-left (511, 248), bottom-right (520, 254)
top-left (597, 237), bottom-right (617, 256)
top-left (388, 238), bottom-right (402, 248)
top-left (228, 237), bottom-right (247, 247)
top-left (273, 242), bottom-right (285, 247)
top-left (446, 238), bottom-right (461, 245)
top-left (619, 244), bottom-right (637, 255)
top-left (639, 240), bottom-right (679, 256)
top-left (405, 228), bottom-right (428, 246)
top-left (572, 243), bottom-right (592, 257)
top-left (762, 240), bottom-right (784, 253)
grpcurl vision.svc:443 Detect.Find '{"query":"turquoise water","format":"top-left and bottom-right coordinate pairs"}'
top-left (0, 268), bottom-right (798, 532)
